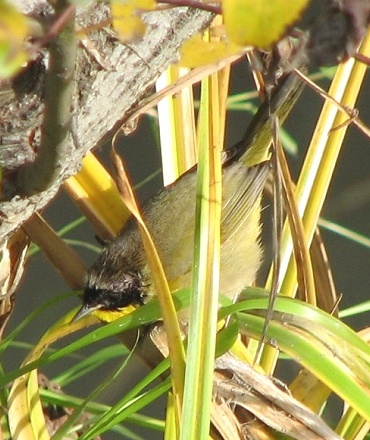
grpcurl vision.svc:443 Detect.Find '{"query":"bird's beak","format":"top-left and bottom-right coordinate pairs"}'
top-left (71, 304), bottom-right (101, 322)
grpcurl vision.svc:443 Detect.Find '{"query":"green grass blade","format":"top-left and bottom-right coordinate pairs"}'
top-left (220, 291), bottom-right (370, 422)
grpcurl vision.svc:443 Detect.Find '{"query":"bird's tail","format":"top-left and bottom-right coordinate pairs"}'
top-left (223, 71), bottom-right (304, 168)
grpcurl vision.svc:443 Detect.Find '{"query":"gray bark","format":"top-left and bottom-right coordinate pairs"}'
top-left (0, 1), bottom-right (213, 243)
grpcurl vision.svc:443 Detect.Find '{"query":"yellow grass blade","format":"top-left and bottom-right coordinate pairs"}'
top-left (156, 66), bottom-right (197, 184)
top-left (110, 147), bottom-right (186, 422)
top-left (260, 28), bottom-right (370, 389)
top-left (64, 152), bottom-right (131, 239)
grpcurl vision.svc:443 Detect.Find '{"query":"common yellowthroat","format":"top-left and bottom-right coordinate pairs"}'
top-left (74, 72), bottom-right (303, 323)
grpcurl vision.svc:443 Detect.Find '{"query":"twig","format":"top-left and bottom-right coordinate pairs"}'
top-left (17, 1), bottom-right (77, 195)
top-left (294, 68), bottom-right (370, 140)
top-left (157, 0), bottom-right (221, 14)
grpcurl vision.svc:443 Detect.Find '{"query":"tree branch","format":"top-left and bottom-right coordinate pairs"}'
top-left (0, 2), bottom-right (214, 244)
top-left (17, 2), bottom-right (77, 195)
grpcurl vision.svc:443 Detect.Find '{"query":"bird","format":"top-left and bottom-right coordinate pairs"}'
top-left (73, 71), bottom-right (303, 324)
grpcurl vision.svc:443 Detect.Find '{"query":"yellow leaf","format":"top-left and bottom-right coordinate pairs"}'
top-left (0, 0), bottom-right (28, 78)
top-left (111, 0), bottom-right (155, 43)
top-left (223, 0), bottom-right (309, 48)
top-left (180, 33), bottom-right (242, 68)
